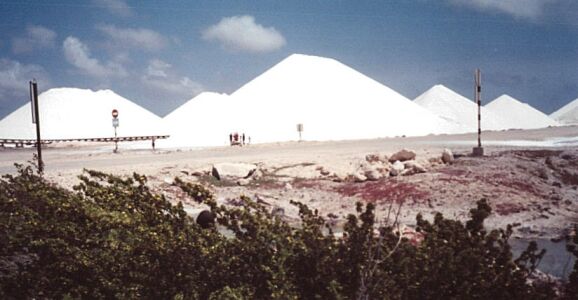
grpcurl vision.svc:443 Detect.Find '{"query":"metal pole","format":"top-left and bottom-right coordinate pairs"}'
top-left (472, 69), bottom-right (484, 157)
top-left (476, 69), bottom-right (481, 148)
top-left (31, 81), bottom-right (43, 173)
top-left (114, 126), bottom-right (118, 153)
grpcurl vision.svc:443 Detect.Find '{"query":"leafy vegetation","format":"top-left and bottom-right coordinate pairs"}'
top-left (0, 164), bottom-right (576, 299)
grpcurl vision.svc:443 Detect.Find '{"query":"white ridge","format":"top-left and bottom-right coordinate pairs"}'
top-left (161, 92), bottom-right (236, 147)
top-left (485, 94), bottom-right (559, 129)
top-left (0, 88), bottom-right (167, 140)
top-left (414, 84), bottom-right (511, 133)
top-left (228, 54), bottom-right (459, 144)
top-left (550, 97), bottom-right (578, 125)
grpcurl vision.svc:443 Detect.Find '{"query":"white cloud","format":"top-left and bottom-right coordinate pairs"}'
top-left (202, 15), bottom-right (286, 53)
top-left (146, 59), bottom-right (171, 78)
top-left (0, 58), bottom-right (51, 103)
top-left (449, 0), bottom-right (555, 19)
top-left (12, 25), bottom-right (57, 54)
top-left (63, 36), bottom-right (127, 78)
top-left (97, 24), bottom-right (167, 51)
top-left (142, 59), bottom-right (203, 99)
top-left (92, 0), bottom-right (132, 17)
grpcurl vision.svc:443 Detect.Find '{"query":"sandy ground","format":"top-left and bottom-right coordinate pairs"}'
top-left (1, 125), bottom-right (577, 240)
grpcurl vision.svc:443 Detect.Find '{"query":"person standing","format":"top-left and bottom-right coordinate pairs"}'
top-left (242, 133), bottom-right (245, 145)
top-left (229, 133), bottom-right (232, 146)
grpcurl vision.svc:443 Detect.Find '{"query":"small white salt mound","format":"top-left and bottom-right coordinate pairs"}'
top-left (0, 88), bottom-right (167, 140)
top-left (229, 54), bottom-right (459, 144)
top-left (550, 97), bottom-right (578, 125)
top-left (485, 95), bottom-right (559, 129)
top-left (161, 92), bottom-right (237, 148)
top-left (414, 84), bottom-right (510, 133)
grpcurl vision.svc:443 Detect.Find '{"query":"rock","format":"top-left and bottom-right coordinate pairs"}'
top-left (251, 169), bottom-right (264, 180)
top-left (403, 160), bottom-right (427, 175)
top-left (237, 178), bottom-right (251, 186)
top-left (271, 206), bottom-right (285, 217)
top-left (365, 168), bottom-right (381, 181)
top-left (285, 182), bottom-right (293, 190)
top-left (212, 162), bottom-right (257, 180)
top-left (196, 210), bottom-right (216, 229)
top-left (180, 169), bottom-right (190, 175)
top-left (365, 154), bottom-right (381, 163)
top-left (390, 161), bottom-right (405, 176)
top-left (441, 148), bottom-right (454, 164)
top-left (163, 177), bottom-right (173, 184)
top-left (389, 149), bottom-right (416, 162)
top-left (353, 172), bottom-right (367, 182)
top-left (319, 168), bottom-right (331, 176)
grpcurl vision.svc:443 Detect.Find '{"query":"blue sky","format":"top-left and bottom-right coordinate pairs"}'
top-left (0, 0), bottom-right (577, 119)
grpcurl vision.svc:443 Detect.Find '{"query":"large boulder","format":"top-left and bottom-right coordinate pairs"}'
top-left (212, 163), bottom-right (257, 180)
top-left (389, 149), bottom-right (416, 162)
top-left (441, 148), bottom-right (454, 164)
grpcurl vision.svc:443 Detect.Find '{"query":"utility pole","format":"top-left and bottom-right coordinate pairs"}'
top-left (30, 80), bottom-right (43, 173)
top-left (472, 69), bottom-right (484, 156)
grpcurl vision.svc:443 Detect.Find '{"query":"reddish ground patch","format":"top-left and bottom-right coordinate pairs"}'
top-left (292, 179), bottom-right (324, 189)
top-left (474, 174), bottom-right (542, 197)
top-left (334, 179), bottom-right (430, 203)
top-left (508, 150), bottom-right (563, 159)
top-left (436, 168), bottom-right (468, 177)
top-left (437, 177), bottom-right (471, 185)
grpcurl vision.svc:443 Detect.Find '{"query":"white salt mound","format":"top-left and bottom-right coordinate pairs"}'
top-left (229, 54), bottom-right (459, 143)
top-left (161, 92), bottom-right (236, 148)
top-left (485, 95), bottom-right (559, 129)
top-left (0, 88), bottom-right (167, 140)
top-left (414, 84), bottom-right (511, 133)
top-left (550, 97), bottom-right (578, 125)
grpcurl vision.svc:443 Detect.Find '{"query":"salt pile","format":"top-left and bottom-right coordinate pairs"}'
top-left (228, 54), bottom-right (458, 143)
top-left (414, 85), bottom-right (510, 133)
top-left (550, 98), bottom-right (578, 125)
top-left (161, 92), bottom-right (235, 147)
top-left (485, 95), bottom-right (559, 129)
top-left (0, 88), bottom-right (167, 140)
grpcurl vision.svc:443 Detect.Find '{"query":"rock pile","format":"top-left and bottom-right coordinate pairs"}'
top-left (348, 148), bottom-right (456, 182)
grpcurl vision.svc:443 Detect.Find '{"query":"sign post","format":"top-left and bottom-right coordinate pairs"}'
top-left (30, 80), bottom-right (43, 173)
top-left (112, 109), bottom-right (119, 153)
top-left (297, 123), bottom-right (303, 142)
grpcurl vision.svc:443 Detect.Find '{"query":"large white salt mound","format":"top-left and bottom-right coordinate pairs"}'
top-left (550, 97), bottom-right (578, 125)
top-left (414, 85), bottom-right (510, 132)
top-left (228, 54), bottom-right (459, 143)
top-left (485, 95), bottom-right (559, 129)
top-left (0, 88), bottom-right (167, 140)
top-left (161, 92), bottom-right (236, 148)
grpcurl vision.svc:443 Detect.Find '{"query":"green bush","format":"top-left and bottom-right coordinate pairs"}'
top-left (0, 165), bottom-right (575, 299)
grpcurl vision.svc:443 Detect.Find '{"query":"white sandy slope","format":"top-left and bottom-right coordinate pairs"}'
top-left (228, 54), bottom-right (459, 144)
top-left (485, 95), bottom-right (559, 129)
top-left (0, 88), bottom-right (167, 140)
top-left (161, 92), bottom-right (236, 148)
top-left (550, 97), bottom-right (578, 125)
top-left (414, 85), bottom-right (511, 133)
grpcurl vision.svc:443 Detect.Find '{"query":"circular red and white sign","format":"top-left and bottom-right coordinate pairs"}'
top-left (112, 109), bottom-right (118, 118)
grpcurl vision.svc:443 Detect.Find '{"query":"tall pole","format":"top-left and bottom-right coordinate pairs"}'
top-left (30, 80), bottom-right (43, 173)
top-left (475, 69), bottom-right (481, 148)
top-left (472, 69), bottom-right (484, 157)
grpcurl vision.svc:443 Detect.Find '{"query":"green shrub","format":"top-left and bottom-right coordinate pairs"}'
top-left (0, 165), bottom-right (574, 299)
